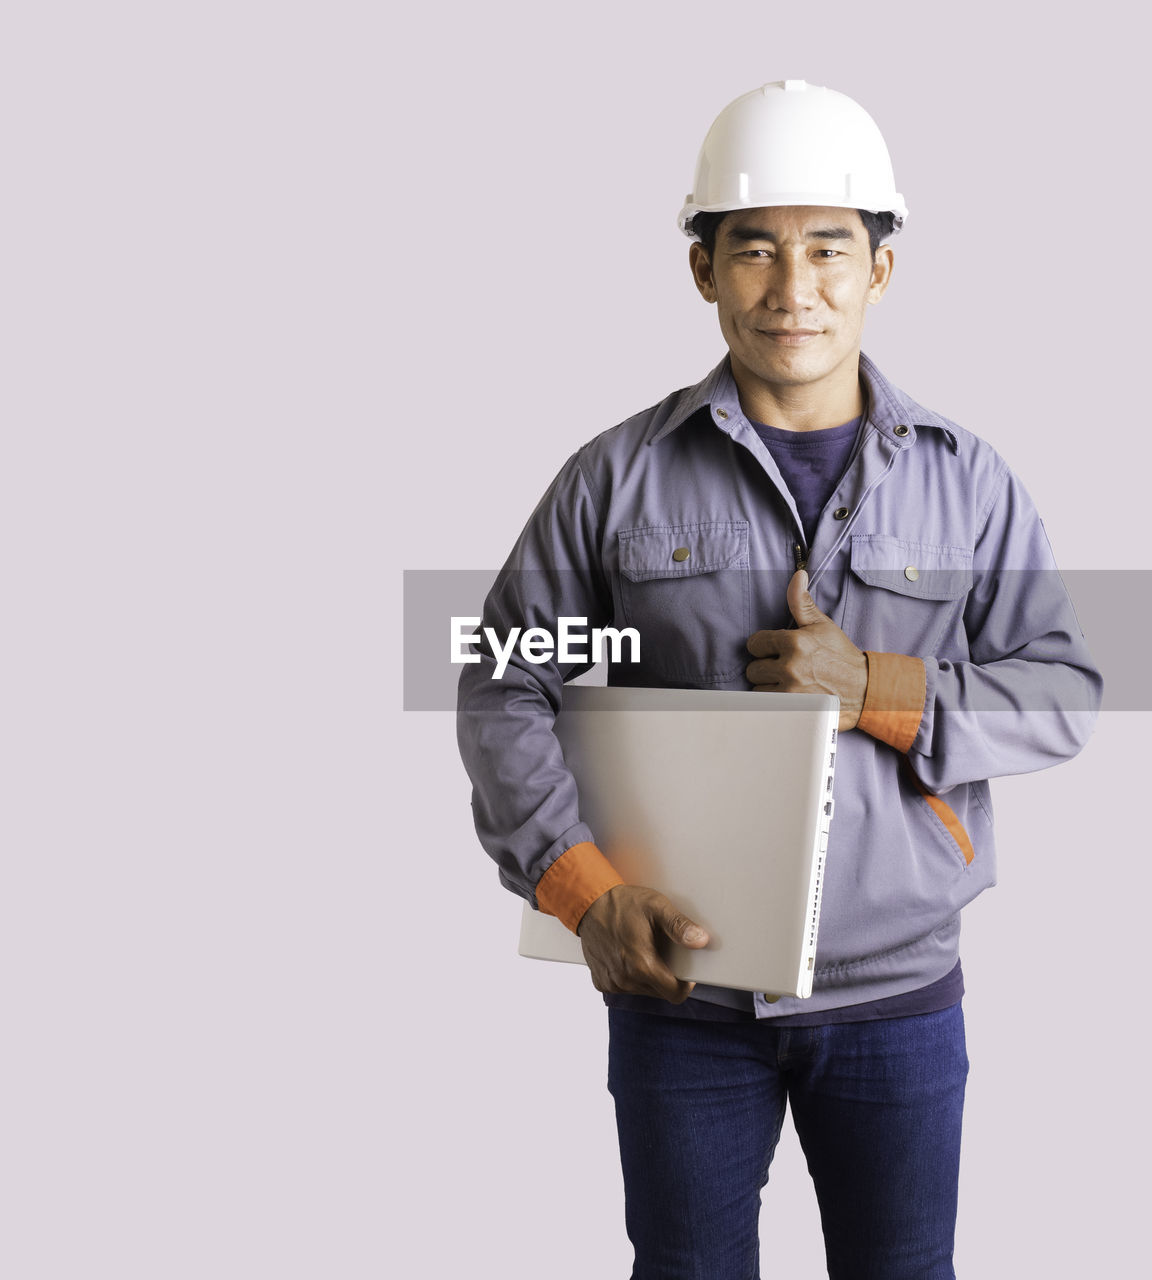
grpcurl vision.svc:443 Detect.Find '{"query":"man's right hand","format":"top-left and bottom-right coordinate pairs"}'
top-left (576, 884), bottom-right (710, 1004)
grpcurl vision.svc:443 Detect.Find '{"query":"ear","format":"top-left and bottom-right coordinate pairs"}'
top-left (867, 244), bottom-right (894, 305)
top-left (689, 242), bottom-right (717, 304)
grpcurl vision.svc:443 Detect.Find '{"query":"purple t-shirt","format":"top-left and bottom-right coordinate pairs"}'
top-left (751, 415), bottom-right (862, 544)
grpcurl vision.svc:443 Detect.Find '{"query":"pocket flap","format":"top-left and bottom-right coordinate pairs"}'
top-left (618, 521), bottom-right (749, 582)
top-left (849, 535), bottom-right (972, 600)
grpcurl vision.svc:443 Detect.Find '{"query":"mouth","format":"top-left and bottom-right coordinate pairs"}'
top-left (759, 328), bottom-right (822, 346)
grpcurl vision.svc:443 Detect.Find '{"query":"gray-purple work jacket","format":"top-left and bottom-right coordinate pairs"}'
top-left (456, 354), bottom-right (1102, 1018)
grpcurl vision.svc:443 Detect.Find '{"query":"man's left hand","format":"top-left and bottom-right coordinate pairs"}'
top-left (746, 569), bottom-right (868, 732)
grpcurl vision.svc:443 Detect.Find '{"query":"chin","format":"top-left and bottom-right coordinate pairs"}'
top-left (751, 356), bottom-right (832, 386)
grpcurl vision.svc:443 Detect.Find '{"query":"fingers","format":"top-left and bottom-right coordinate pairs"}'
top-left (630, 898), bottom-right (708, 1003)
top-left (785, 567), bottom-right (810, 618)
top-left (586, 941), bottom-right (691, 1003)
top-left (655, 899), bottom-right (710, 949)
top-left (579, 886), bottom-right (709, 1004)
top-left (746, 628), bottom-right (785, 658)
top-left (787, 568), bottom-right (829, 627)
top-left (592, 952), bottom-right (695, 1004)
top-left (746, 661), bottom-right (783, 688)
top-left (746, 631), bottom-right (792, 688)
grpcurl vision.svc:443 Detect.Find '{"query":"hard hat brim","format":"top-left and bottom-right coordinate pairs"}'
top-left (678, 196), bottom-right (907, 242)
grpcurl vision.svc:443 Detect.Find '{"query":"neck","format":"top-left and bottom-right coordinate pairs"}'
top-left (730, 354), bottom-right (865, 432)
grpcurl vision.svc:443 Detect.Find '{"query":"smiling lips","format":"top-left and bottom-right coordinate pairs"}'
top-left (760, 328), bottom-right (822, 346)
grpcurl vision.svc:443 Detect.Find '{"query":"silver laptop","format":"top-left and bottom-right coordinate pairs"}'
top-left (518, 685), bottom-right (839, 998)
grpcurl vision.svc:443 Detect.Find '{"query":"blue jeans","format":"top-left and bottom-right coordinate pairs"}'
top-left (607, 1004), bottom-right (968, 1280)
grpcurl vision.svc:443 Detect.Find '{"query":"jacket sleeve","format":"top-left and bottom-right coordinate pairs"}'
top-left (859, 464), bottom-right (1103, 793)
top-left (456, 451), bottom-right (624, 932)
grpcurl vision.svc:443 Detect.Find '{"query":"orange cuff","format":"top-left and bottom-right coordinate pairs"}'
top-left (535, 842), bottom-right (624, 935)
top-left (857, 652), bottom-right (927, 754)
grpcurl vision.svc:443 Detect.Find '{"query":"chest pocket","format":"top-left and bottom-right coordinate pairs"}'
top-left (617, 521), bottom-right (751, 684)
top-left (841, 535), bottom-right (973, 656)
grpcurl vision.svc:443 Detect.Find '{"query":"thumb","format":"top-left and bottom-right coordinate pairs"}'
top-left (787, 568), bottom-right (826, 627)
top-left (657, 900), bottom-right (710, 949)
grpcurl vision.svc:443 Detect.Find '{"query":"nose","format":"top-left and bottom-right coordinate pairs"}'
top-left (765, 253), bottom-right (819, 312)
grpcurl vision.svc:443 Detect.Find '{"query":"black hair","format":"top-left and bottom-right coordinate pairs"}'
top-left (690, 208), bottom-right (895, 259)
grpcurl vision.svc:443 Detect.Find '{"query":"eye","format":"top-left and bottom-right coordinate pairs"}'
top-left (813, 249), bottom-right (842, 259)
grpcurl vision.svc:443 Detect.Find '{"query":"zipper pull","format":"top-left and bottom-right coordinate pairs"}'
top-left (793, 542), bottom-right (807, 571)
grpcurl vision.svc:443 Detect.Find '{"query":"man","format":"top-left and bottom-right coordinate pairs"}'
top-left (457, 81), bottom-right (1101, 1279)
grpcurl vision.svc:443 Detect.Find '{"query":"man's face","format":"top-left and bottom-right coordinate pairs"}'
top-left (689, 206), bottom-right (893, 406)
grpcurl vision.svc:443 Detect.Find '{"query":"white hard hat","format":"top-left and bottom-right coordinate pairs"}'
top-left (678, 80), bottom-right (907, 240)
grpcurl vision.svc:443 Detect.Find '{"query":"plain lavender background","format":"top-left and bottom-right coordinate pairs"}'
top-left (3, 3), bottom-right (1145, 1277)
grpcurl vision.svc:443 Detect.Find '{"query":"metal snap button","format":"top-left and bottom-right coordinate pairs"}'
top-left (672, 547), bottom-right (691, 562)
top-left (833, 506), bottom-right (850, 520)
top-left (904, 565), bottom-right (920, 581)
top-left (894, 424), bottom-right (910, 437)
top-left (715, 408), bottom-right (729, 420)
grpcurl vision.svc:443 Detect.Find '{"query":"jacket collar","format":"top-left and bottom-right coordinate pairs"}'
top-left (648, 352), bottom-right (960, 453)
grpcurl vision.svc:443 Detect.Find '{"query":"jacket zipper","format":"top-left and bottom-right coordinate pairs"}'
top-left (793, 541), bottom-right (807, 572)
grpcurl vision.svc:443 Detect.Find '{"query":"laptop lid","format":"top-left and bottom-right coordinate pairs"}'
top-left (518, 685), bottom-right (838, 998)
